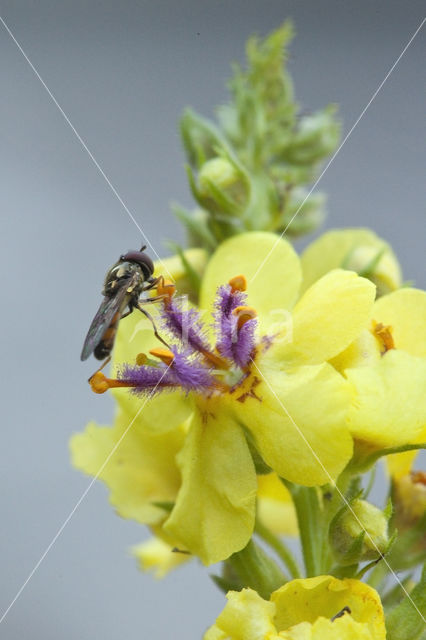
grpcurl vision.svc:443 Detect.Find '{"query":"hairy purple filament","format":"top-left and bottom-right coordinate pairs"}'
top-left (118, 285), bottom-right (258, 396)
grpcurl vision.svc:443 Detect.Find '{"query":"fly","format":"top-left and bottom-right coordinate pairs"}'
top-left (81, 246), bottom-right (169, 367)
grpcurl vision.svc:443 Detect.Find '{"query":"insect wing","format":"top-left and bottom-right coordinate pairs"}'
top-left (80, 275), bottom-right (135, 361)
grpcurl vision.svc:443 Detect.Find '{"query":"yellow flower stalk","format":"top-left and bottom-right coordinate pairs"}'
top-left (204, 576), bottom-right (386, 639)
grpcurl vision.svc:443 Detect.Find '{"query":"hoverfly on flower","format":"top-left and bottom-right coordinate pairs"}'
top-left (81, 246), bottom-right (170, 366)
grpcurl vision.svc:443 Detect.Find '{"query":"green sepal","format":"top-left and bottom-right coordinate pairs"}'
top-left (275, 105), bottom-right (340, 166)
top-left (151, 501), bottom-right (175, 513)
top-left (383, 496), bottom-right (394, 521)
top-left (329, 495), bottom-right (393, 566)
top-left (278, 189), bottom-right (325, 237)
top-left (180, 108), bottom-right (226, 170)
top-left (209, 573), bottom-right (241, 595)
top-left (166, 241), bottom-right (202, 297)
top-left (226, 538), bottom-right (286, 600)
top-left (243, 426), bottom-right (272, 475)
top-left (172, 205), bottom-right (217, 250)
top-left (347, 442), bottom-right (426, 475)
top-left (339, 530), bottom-right (366, 566)
top-left (386, 564), bottom-right (426, 640)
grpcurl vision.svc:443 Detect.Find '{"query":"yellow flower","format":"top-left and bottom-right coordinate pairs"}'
top-left (72, 232), bottom-right (376, 565)
top-left (388, 444), bottom-right (426, 535)
top-left (204, 576), bottom-right (386, 639)
top-left (70, 411), bottom-right (186, 526)
top-left (132, 536), bottom-right (189, 578)
top-left (392, 470), bottom-right (426, 532)
top-left (331, 287), bottom-right (426, 453)
top-left (301, 227), bottom-right (402, 296)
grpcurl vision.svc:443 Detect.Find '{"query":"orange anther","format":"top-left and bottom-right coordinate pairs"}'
top-left (89, 371), bottom-right (134, 393)
top-left (157, 277), bottom-right (176, 300)
top-left (229, 274), bottom-right (247, 292)
top-left (149, 347), bottom-right (175, 366)
top-left (411, 471), bottom-right (426, 486)
top-left (233, 305), bottom-right (257, 330)
top-left (89, 372), bottom-right (110, 394)
top-left (372, 320), bottom-right (395, 354)
top-left (136, 352), bottom-right (148, 366)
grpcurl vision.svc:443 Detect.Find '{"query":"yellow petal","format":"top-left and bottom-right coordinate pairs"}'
top-left (232, 362), bottom-right (353, 486)
top-left (257, 473), bottom-right (298, 537)
top-left (132, 536), bottom-right (189, 578)
top-left (346, 350), bottom-right (426, 448)
top-left (204, 589), bottom-right (277, 640)
top-left (373, 288), bottom-right (426, 358)
top-left (283, 270), bottom-right (376, 365)
top-left (272, 576), bottom-right (385, 638)
top-left (301, 228), bottom-right (401, 294)
top-left (387, 449), bottom-right (420, 479)
top-left (279, 616), bottom-right (379, 639)
top-left (164, 409), bottom-right (257, 565)
top-left (70, 411), bottom-right (186, 525)
top-left (200, 232), bottom-right (302, 330)
top-left (329, 329), bottom-right (381, 373)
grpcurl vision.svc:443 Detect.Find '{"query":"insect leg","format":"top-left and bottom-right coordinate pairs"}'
top-left (143, 294), bottom-right (170, 303)
top-left (145, 275), bottom-right (175, 295)
top-left (136, 303), bottom-right (170, 348)
top-left (88, 356), bottom-right (111, 383)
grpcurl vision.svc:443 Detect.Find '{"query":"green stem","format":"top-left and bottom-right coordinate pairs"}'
top-left (368, 560), bottom-right (389, 590)
top-left (255, 520), bottom-right (301, 579)
top-left (285, 482), bottom-right (324, 577)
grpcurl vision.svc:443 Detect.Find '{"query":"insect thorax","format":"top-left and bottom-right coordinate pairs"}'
top-left (102, 261), bottom-right (145, 297)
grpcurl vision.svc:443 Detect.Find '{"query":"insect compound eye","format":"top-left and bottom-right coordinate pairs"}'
top-left (120, 250), bottom-right (154, 279)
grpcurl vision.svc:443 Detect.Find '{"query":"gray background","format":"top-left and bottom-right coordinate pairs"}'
top-left (0, 1), bottom-right (425, 638)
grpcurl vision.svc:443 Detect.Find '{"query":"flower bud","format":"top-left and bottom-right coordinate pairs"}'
top-left (198, 157), bottom-right (249, 213)
top-left (343, 245), bottom-right (402, 297)
top-left (330, 499), bottom-right (391, 565)
top-left (278, 107), bottom-right (340, 165)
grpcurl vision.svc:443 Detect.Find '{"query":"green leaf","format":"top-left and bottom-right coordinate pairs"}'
top-left (386, 564), bottom-right (426, 640)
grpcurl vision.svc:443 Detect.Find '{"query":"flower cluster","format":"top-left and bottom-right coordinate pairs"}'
top-left (73, 229), bottom-right (425, 557)
top-left (73, 228), bottom-right (426, 638)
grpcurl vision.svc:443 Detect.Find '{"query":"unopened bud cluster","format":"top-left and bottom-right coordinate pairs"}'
top-left (176, 22), bottom-right (340, 250)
